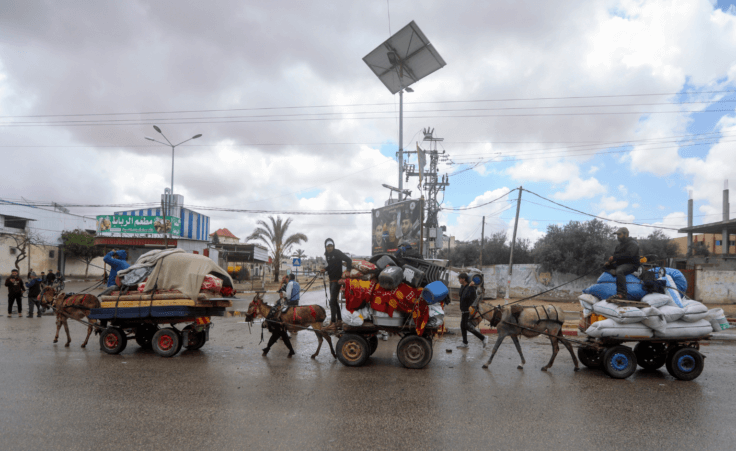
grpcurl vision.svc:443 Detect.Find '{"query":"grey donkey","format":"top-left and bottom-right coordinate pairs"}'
top-left (474, 303), bottom-right (580, 372)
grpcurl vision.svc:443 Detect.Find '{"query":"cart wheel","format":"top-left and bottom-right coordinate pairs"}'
top-left (577, 347), bottom-right (602, 369)
top-left (602, 345), bottom-right (637, 379)
top-left (368, 335), bottom-right (379, 356)
top-left (336, 334), bottom-right (370, 367)
top-left (397, 335), bottom-right (432, 369)
top-left (100, 328), bottom-right (127, 355)
top-left (184, 326), bottom-right (207, 350)
top-left (634, 342), bottom-right (667, 370)
top-left (134, 324), bottom-right (158, 349)
top-left (152, 328), bottom-right (181, 358)
top-left (666, 347), bottom-right (704, 381)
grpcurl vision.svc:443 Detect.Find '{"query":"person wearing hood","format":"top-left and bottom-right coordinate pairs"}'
top-left (321, 238), bottom-right (352, 330)
top-left (103, 250), bottom-right (131, 287)
top-left (25, 275), bottom-right (43, 318)
top-left (604, 227), bottom-right (640, 300)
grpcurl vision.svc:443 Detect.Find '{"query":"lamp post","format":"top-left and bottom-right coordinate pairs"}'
top-left (144, 126), bottom-right (202, 241)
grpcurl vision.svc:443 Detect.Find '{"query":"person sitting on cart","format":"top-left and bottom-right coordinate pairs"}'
top-left (281, 273), bottom-right (300, 313)
top-left (457, 272), bottom-right (488, 349)
top-left (604, 227), bottom-right (640, 300)
top-left (103, 250), bottom-right (130, 286)
top-left (321, 238), bottom-right (352, 330)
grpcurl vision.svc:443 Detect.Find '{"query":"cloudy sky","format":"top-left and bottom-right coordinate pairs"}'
top-left (2, 0), bottom-right (736, 258)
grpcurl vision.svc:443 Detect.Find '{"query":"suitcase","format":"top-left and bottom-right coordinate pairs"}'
top-left (402, 264), bottom-right (425, 288)
top-left (422, 281), bottom-right (449, 304)
top-left (378, 266), bottom-right (403, 290)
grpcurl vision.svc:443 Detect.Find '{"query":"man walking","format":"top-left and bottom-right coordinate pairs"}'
top-left (321, 238), bottom-right (352, 330)
top-left (25, 274), bottom-right (43, 318)
top-left (604, 227), bottom-right (641, 300)
top-left (5, 269), bottom-right (25, 318)
top-left (457, 272), bottom-right (488, 349)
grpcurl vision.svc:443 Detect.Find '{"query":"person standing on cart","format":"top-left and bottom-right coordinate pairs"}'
top-left (457, 272), bottom-right (488, 349)
top-left (321, 238), bottom-right (352, 330)
top-left (99, 250), bottom-right (131, 295)
top-left (604, 227), bottom-right (640, 300)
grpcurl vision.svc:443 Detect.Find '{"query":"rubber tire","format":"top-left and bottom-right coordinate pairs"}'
top-left (666, 347), bottom-right (704, 381)
top-left (397, 335), bottom-right (432, 369)
top-left (336, 334), bottom-right (370, 367)
top-left (578, 347), bottom-right (602, 369)
top-left (100, 328), bottom-right (127, 355)
top-left (368, 335), bottom-right (379, 356)
top-left (634, 342), bottom-right (667, 370)
top-left (602, 345), bottom-right (637, 379)
top-left (184, 327), bottom-right (207, 350)
top-left (152, 328), bottom-right (181, 358)
top-left (134, 324), bottom-right (158, 349)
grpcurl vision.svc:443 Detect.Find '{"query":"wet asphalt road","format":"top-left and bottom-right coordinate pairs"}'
top-left (2, 307), bottom-right (736, 451)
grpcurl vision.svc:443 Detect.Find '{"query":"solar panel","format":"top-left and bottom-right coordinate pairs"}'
top-left (363, 21), bottom-right (446, 94)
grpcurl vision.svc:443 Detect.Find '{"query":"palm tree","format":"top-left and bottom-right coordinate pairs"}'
top-left (293, 249), bottom-right (306, 259)
top-left (247, 216), bottom-right (308, 282)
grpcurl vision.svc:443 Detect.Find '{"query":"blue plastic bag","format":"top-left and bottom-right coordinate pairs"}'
top-left (653, 267), bottom-right (687, 293)
top-left (583, 272), bottom-right (647, 300)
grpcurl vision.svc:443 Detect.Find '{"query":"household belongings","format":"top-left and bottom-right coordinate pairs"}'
top-left (340, 301), bottom-right (446, 328)
top-left (580, 290), bottom-right (725, 338)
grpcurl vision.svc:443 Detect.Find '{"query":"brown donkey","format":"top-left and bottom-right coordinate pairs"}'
top-left (475, 303), bottom-right (579, 372)
top-left (245, 293), bottom-right (335, 359)
top-left (40, 287), bottom-right (101, 348)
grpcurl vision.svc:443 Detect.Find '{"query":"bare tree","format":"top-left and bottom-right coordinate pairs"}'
top-left (1, 229), bottom-right (47, 272)
top-left (247, 216), bottom-right (308, 282)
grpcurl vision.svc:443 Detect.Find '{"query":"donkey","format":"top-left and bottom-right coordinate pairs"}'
top-left (475, 303), bottom-right (579, 372)
top-left (245, 293), bottom-right (335, 359)
top-left (40, 287), bottom-right (101, 348)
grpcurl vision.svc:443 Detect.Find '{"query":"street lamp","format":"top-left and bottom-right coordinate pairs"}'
top-left (144, 126), bottom-right (201, 240)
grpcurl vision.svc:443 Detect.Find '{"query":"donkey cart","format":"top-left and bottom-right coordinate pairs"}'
top-left (90, 303), bottom-right (229, 357)
top-left (577, 336), bottom-right (708, 381)
top-left (335, 317), bottom-right (440, 369)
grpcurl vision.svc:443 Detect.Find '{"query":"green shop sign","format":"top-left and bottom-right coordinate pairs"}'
top-left (96, 215), bottom-right (181, 236)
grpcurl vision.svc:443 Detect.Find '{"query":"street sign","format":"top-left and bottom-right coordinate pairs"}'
top-left (292, 258), bottom-right (302, 267)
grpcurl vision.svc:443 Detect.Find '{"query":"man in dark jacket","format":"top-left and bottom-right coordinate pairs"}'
top-left (46, 270), bottom-right (56, 286)
top-left (25, 276), bottom-right (43, 318)
top-left (457, 272), bottom-right (488, 349)
top-left (605, 227), bottom-right (641, 300)
top-left (5, 269), bottom-right (25, 318)
top-left (321, 238), bottom-right (352, 330)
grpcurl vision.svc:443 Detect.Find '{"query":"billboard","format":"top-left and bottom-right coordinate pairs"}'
top-left (371, 199), bottom-right (423, 255)
top-left (96, 215), bottom-right (181, 237)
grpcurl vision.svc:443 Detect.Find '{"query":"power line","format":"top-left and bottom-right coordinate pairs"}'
top-left (441, 189), bottom-right (516, 211)
top-left (521, 188), bottom-right (681, 230)
top-left (1, 89), bottom-right (732, 119)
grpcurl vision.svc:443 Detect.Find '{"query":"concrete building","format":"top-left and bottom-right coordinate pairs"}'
top-left (0, 200), bottom-right (104, 278)
top-left (672, 234), bottom-right (736, 256)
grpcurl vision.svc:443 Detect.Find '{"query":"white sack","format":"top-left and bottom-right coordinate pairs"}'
top-left (663, 274), bottom-right (684, 308)
top-left (428, 304), bottom-right (445, 318)
top-left (641, 293), bottom-right (674, 309)
top-left (680, 299), bottom-right (708, 322)
top-left (592, 300), bottom-right (646, 323)
top-left (640, 307), bottom-right (667, 334)
top-left (371, 309), bottom-right (390, 318)
top-left (653, 319), bottom-right (712, 339)
top-left (341, 308), bottom-right (364, 327)
top-left (579, 294), bottom-right (598, 318)
top-left (706, 308), bottom-right (729, 332)
top-left (585, 319), bottom-right (653, 339)
top-left (658, 305), bottom-right (685, 323)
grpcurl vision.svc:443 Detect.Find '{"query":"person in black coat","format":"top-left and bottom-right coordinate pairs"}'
top-left (457, 272), bottom-right (488, 349)
top-left (604, 227), bottom-right (641, 300)
top-left (321, 238), bottom-right (352, 329)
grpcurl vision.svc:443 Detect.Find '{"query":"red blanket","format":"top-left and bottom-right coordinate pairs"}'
top-left (344, 278), bottom-right (430, 335)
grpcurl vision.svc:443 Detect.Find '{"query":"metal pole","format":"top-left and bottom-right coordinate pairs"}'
top-left (505, 187), bottom-right (522, 302)
top-left (687, 192), bottom-right (693, 257)
top-left (724, 180), bottom-right (729, 257)
top-left (398, 89), bottom-right (404, 201)
top-left (479, 216), bottom-right (485, 269)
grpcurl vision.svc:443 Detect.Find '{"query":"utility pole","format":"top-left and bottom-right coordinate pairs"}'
top-left (479, 216), bottom-right (485, 269)
top-left (505, 187), bottom-right (522, 303)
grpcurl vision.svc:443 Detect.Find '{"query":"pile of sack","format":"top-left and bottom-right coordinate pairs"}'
top-left (342, 303), bottom-right (446, 329)
top-left (580, 267), bottom-right (729, 339)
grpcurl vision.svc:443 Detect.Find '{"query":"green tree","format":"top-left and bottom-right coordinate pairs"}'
top-left (246, 216), bottom-right (308, 282)
top-left (693, 241), bottom-right (710, 257)
top-left (638, 229), bottom-right (680, 263)
top-left (293, 249), bottom-right (306, 259)
top-left (60, 229), bottom-right (105, 278)
top-left (533, 219), bottom-right (616, 275)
